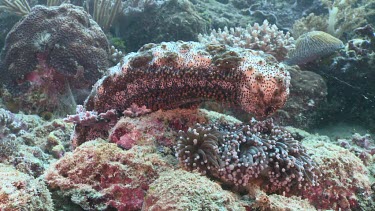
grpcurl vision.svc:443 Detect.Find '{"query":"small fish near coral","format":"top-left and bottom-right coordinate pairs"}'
top-left (285, 31), bottom-right (344, 66)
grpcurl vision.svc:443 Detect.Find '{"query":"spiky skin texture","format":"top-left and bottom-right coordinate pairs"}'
top-left (85, 41), bottom-right (290, 118)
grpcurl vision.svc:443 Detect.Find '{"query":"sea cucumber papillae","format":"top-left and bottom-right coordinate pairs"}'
top-left (85, 41), bottom-right (290, 118)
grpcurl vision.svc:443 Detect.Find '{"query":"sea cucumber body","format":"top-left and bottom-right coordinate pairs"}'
top-left (85, 41), bottom-right (290, 117)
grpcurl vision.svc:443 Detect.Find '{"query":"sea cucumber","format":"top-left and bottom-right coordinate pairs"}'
top-left (85, 41), bottom-right (290, 118)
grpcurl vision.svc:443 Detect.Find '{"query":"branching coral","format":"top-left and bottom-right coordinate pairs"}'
top-left (198, 20), bottom-right (295, 61)
top-left (176, 119), bottom-right (320, 194)
top-left (322, 0), bottom-right (370, 38)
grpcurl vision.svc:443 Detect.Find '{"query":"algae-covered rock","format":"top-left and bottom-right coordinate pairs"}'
top-left (0, 164), bottom-right (53, 210)
top-left (46, 139), bottom-right (170, 210)
top-left (303, 138), bottom-right (372, 210)
top-left (143, 169), bottom-right (244, 210)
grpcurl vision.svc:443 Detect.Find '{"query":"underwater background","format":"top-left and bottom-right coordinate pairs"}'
top-left (0, 0), bottom-right (375, 210)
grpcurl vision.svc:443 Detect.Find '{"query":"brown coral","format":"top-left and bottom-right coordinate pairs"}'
top-left (0, 4), bottom-right (109, 114)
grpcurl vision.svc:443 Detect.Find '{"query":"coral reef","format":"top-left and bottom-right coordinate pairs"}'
top-left (248, 184), bottom-right (316, 211)
top-left (1, 107), bottom-right (73, 176)
top-left (292, 13), bottom-right (330, 38)
top-left (246, 0), bottom-right (323, 31)
top-left (143, 169), bottom-right (244, 210)
top-left (0, 164), bottom-right (53, 210)
top-left (292, 0), bottom-right (371, 40)
top-left (117, 0), bottom-right (208, 52)
top-left (273, 66), bottom-right (328, 129)
top-left (85, 41), bottom-right (290, 118)
top-left (46, 139), bottom-right (169, 211)
top-left (0, 12), bottom-right (19, 50)
top-left (46, 106), bottom-right (375, 210)
top-left (0, 108), bottom-right (26, 160)
top-left (338, 133), bottom-right (375, 166)
top-left (67, 105), bottom-right (210, 147)
top-left (64, 105), bottom-right (118, 146)
top-left (302, 25), bottom-right (375, 131)
top-left (303, 139), bottom-right (372, 210)
top-left (108, 108), bottom-right (209, 150)
top-left (191, 0), bottom-right (254, 30)
top-left (0, 4), bottom-right (109, 115)
top-left (198, 20), bottom-right (295, 61)
top-left (176, 119), bottom-right (320, 194)
top-left (0, 1), bottom-right (374, 210)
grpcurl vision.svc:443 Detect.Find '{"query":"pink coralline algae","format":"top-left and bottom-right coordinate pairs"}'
top-left (65, 105), bottom-right (118, 146)
top-left (85, 41), bottom-right (290, 119)
top-left (123, 103), bottom-right (152, 118)
top-left (45, 140), bottom-right (169, 211)
top-left (338, 133), bottom-right (375, 165)
top-left (109, 109), bottom-right (208, 149)
top-left (303, 140), bottom-right (372, 210)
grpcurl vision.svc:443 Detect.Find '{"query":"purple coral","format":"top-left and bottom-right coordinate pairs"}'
top-left (337, 133), bottom-right (375, 165)
top-left (123, 103), bottom-right (152, 118)
top-left (64, 105), bottom-right (118, 146)
top-left (176, 119), bottom-right (319, 194)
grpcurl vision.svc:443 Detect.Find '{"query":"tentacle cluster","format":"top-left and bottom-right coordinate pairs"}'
top-left (176, 124), bottom-right (224, 174)
top-left (176, 119), bottom-right (319, 193)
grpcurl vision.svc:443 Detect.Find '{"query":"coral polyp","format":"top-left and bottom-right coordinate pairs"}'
top-left (176, 119), bottom-right (319, 194)
top-left (176, 123), bottom-right (224, 173)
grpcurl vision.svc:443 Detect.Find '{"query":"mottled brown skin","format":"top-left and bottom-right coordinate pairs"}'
top-left (85, 42), bottom-right (290, 118)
